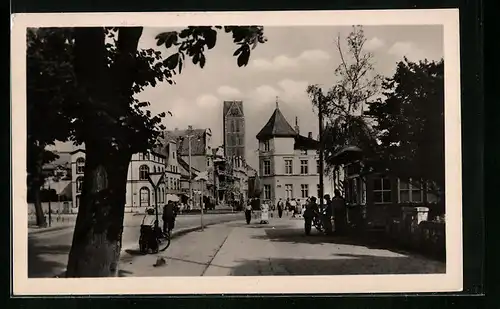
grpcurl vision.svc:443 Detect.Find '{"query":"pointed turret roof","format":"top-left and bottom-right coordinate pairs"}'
top-left (256, 104), bottom-right (298, 140)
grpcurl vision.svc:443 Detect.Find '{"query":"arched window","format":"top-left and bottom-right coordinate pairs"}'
top-left (76, 176), bottom-right (83, 193)
top-left (154, 166), bottom-right (157, 173)
top-left (76, 157), bottom-right (85, 174)
top-left (139, 165), bottom-right (149, 180)
top-left (140, 187), bottom-right (150, 206)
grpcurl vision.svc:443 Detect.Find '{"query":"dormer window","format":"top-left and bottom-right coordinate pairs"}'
top-left (300, 149), bottom-right (307, 155)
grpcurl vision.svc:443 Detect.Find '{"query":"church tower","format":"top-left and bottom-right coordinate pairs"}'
top-left (223, 100), bottom-right (245, 159)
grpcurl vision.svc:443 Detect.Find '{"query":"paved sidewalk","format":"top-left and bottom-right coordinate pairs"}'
top-left (118, 217), bottom-right (445, 277)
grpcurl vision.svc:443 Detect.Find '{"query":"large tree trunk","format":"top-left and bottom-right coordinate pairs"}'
top-left (65, 27), bottom-right (143, 277)
top-left (65, 145), bottom-right (131, 277)
top-left (33, 184), bottom-right (47, 227)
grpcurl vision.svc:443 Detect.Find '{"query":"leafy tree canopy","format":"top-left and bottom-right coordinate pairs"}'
top-left (27, 26), bottom-right (266, 154)
top-left (365, 57), bottom-right (445, 190)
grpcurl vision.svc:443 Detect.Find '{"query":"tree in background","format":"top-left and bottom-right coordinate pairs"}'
top-left (307, 26), bottom-right (382, 187)
top-left (27, 26), bottom-right (266, 277)
top-left (365, 58), bottom-right (445, 197)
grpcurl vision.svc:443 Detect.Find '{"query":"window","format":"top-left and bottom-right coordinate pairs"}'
top-left (138, 153), bottom-right (143, 160)
top-left (264, 185), bottom-right (271, 200)
top-left (263, 140), bottom-right (270, 152)
top-left (230, 120), bottom-right (236, 132)
top-left (139, 165), bottom-right (149, 180)
top-left (285, 160), bottom-right (293, 174)
top-left (373, 176), bottom-right (392, 204)
top-left (316, 160), bottom-right (320, 173)
top-left (237, 119), bottom-right (241, 132)
top-left (139, 187), bottom-right (150, 206)
top-left (207, 158), bottom-right (210, 167)
top-left (173, 152), bottom-right (176, 159)
top-left (76, 176), bottom-right (83, 193)
top-left (300, 149), bottom-right (307, 155)
top-left (75, 195), bottom-right (80, 208)
top-left (300, 160), bottom-right (308, 174)
top-left (399, 178), bottom-right (423, 203)
top-left (144, 152), bottom-right (150, 160)
top-left (263, 160), bottom-right (271, 176)
top-left (301, 184), bottom-right (309, 198)
top-left (285, 184), bottom-right (293, 199)
top-left (76, 157), bottom-right (85, 174)
top-left (153, 166), bottom-right (157, 173)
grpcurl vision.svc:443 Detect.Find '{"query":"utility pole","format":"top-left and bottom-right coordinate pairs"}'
top-left (47, 177), bottom-right (52, 227)
top-left (318, 92), bottom-right (325, 212)
top-left (188, 134), bottom-right (193, 209)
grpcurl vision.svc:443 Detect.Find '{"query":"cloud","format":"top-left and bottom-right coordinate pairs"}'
top-left (254, 85), bottom-right (280, 103)
top-left (251, 49), bottom-right (330, 71)
top-left (196, 94), bottom-right (219, 108)
top-left (216, 86), bottom-right (242, 98)
top-left (388, 41), bottom-right (427, 61)
top-left (364, 37), bottom-right (385, 51)
top-left (297, 49), bottom-right (331, 62)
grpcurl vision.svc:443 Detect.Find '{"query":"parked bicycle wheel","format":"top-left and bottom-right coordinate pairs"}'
top-left (158, 230), bottom-right (171, 252)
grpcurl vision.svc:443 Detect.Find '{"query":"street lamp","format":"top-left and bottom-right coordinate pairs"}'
top-left (147, 172), bottom-right (165, 229)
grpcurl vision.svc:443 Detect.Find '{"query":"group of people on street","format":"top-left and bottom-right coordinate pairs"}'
top-left (243, 190), bottom-right (348, 235)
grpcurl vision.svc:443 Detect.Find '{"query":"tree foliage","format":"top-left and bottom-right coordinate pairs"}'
top-left (307, 26), bottom-right (381, 175)
top-left (365, 58), bottom-right (445, 191)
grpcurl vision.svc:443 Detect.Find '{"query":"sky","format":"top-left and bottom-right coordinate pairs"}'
top-left (53, 25), bottom-right (443, 169)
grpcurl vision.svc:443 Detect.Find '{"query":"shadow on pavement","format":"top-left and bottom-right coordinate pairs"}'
top-left (231, 253), bottom-right (445, 276)
top-left (28, 240), bottom-right (70, 278)
top-left (251, 226), bottom-right (445, 262)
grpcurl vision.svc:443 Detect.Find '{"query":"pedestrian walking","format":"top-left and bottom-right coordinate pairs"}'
top-left (245, 200), bottom-right (252, 224)
top-left (260, 200), bottom-right (270, 224)
top-left (332, 189), bottom-right (347, 235)
top-left (277, 198), bottom-right (284, 218)
top-left (285, 198), bottom-right (291, 216)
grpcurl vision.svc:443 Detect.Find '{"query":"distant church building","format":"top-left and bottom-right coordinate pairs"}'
top-left (256, 101), bottom-right (335, 205)
top-left (223, 100), bottom-right (245, 159)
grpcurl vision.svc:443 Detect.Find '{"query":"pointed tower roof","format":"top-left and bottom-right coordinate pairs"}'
top-left (256, 100), bottom-right (298, 140)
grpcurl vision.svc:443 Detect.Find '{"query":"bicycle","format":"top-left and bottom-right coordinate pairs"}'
top-left (139, 224), bottom-right (171, 254)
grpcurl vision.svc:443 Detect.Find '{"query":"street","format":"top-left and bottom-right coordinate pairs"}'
top-left (118, 215), bottom-right (445, 277)
top-left (28, 212), bottom-right (244, 278)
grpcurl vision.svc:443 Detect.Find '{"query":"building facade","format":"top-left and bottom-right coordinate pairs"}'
top-left (70, 140), bottom-right (183, 213)
top-left (256, 103), bottom-right (335, 206)
top-left (223, 100), bottom-right (245, 158)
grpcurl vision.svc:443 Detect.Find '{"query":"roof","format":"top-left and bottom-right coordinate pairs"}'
top-left (256, 107), bottom-right (298, 140)
top-left (223, 100), bottom-right (244, 118)
top-left (164, 128), bottom-right (208, 156)
top-left (294, 135), bottom-right (320, 150)
top-left (177, 156), bottom-right (200, 178)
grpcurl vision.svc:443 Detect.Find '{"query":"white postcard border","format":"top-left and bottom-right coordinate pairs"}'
top-left (11, 9), bottom-right (462, 295)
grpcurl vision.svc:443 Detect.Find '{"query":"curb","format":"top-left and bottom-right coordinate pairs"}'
top-left (28, 225), bottom-right (73, 235)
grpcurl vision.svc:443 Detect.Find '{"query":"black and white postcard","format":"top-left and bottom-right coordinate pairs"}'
top-left (11, 9), bottom-right (462, 295)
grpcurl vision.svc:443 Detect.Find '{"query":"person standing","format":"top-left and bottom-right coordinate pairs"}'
top-left (277, 198), bottom-right (284, 218)
top-left (332, 189), bottom-right (347, 235)
top-left (285, 198), bottom-right (291, 216)
top-left (290, 198), bottom-right (297, 218)
top-left (323, 194), bottom-right (334, 235)
top-left (162, 201), bottom-right (176, 234)
top-left (303, 196), bottom-right (318, 235)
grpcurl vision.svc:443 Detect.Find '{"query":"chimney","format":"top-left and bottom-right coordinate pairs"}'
top-left (308, 132), bottom-right (312, 139)
top-left (294, 117), bottom-right (300, 134)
